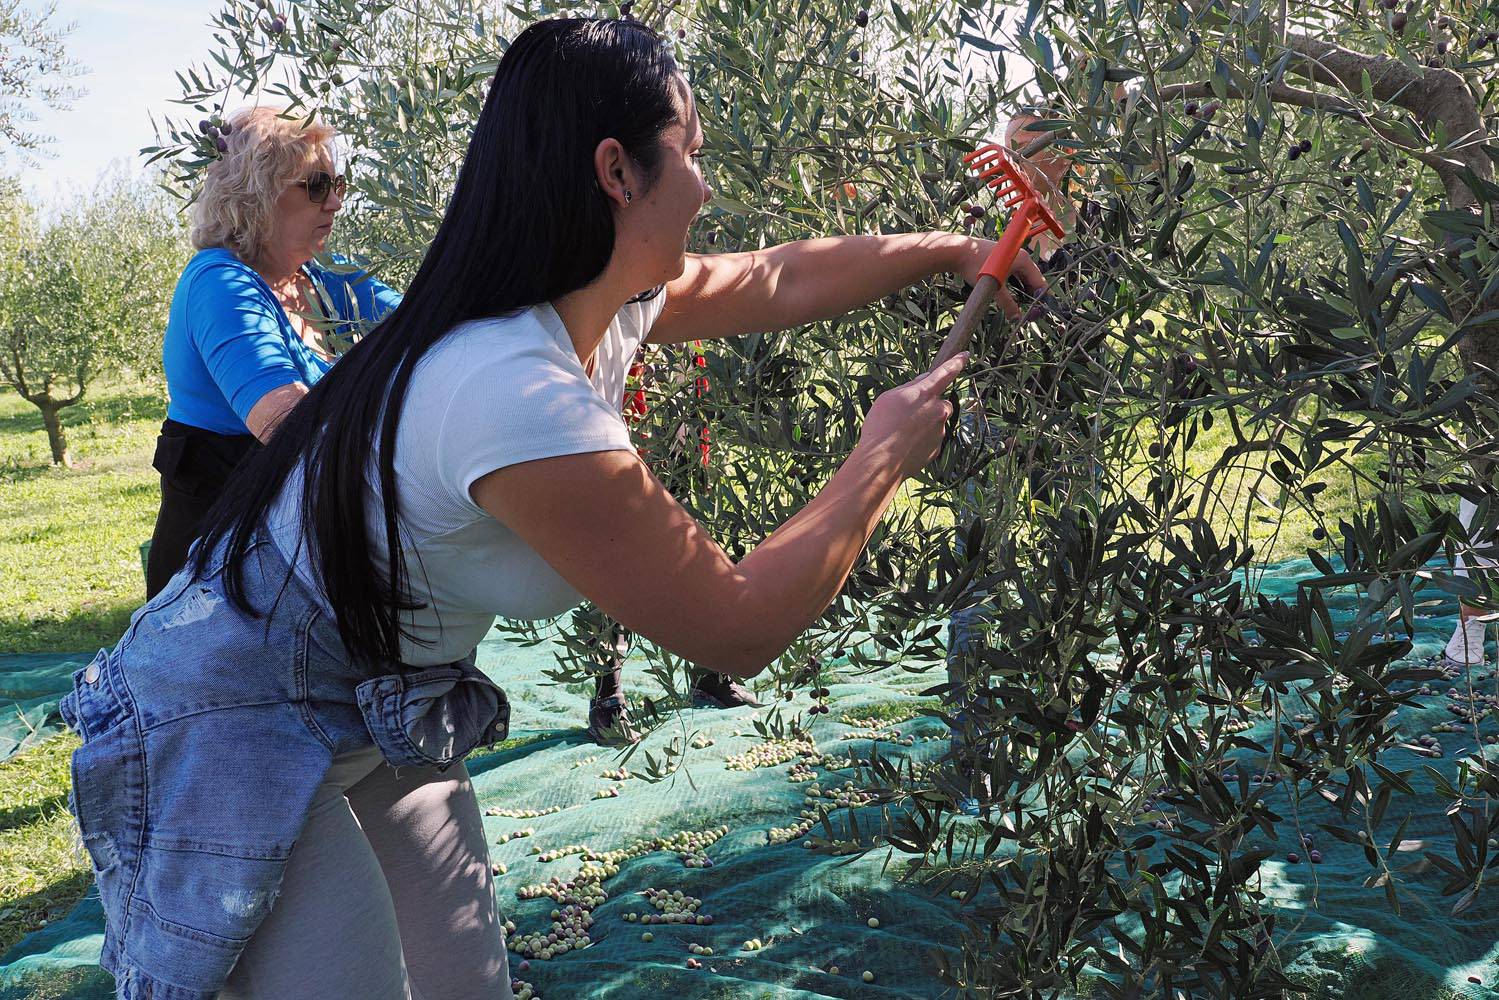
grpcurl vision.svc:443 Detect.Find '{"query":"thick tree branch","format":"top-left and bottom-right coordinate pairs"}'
top-left (1175, 4), bottom-right (1492, 207)
top-left (59, 388), bottom-right (82, 408)
top-left (1154, 80), bottom-right (1461, 178)
top-left (1281, 35), bottom-right (1424, 102)
top-left (1281, 34), bottom-right (1491, 208)
top-left (6, 337), bottom-right (30, 398)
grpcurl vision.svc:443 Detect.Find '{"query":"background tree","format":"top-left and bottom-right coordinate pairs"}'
top-left (0, 174), bottom-right (186, 465)
top-left (154, 0), bottom-right (1499, 994)
top-left (0, 0), bottom-right (84, 162)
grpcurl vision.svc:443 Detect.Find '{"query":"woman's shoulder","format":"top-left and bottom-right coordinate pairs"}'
top-left (423, 306), bottom-right (563, 374)
top-left (178, 248), bottom-right (268, 299)
top-left (174, 249), bottom-right (280, 329)
top-left (405, 306), bottom-right (631, 504)
top-left (181, 246), bottom-right (256, 280)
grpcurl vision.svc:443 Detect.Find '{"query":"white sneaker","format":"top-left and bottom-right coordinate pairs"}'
top-left (1444, 616), bottom-right (1488, 667)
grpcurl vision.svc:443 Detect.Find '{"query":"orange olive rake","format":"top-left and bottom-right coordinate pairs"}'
top-left (932, 143), bottom-right (1066, 367)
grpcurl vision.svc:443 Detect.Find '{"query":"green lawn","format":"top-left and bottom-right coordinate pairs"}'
top-left (0, 731), bottom-right (87, 960)
top-left (1, 380), bottom-right (163, 958)
top-left (0, 382), bottom-right (164, 654)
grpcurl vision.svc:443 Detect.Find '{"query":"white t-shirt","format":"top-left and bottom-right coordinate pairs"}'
top-left (266, 292), bottom-right (666, 665)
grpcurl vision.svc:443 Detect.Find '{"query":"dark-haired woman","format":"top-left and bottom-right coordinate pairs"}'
top-left (58, 18), bottom-right (1037, 999)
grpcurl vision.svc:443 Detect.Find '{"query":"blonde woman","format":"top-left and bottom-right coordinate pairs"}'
top-left (145, 106), bottom-right (400, 597)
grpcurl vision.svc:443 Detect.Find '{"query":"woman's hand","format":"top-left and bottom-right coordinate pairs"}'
top-left (952, 238), bottom-right (1049, 322)
top-left (857, 352), bottom-right (970, 479)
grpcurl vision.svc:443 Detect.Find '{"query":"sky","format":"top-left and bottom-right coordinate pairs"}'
top-left (12, 1), bottom-right (1028, 208)
top-left (13, 0), bottom-right (222, 205)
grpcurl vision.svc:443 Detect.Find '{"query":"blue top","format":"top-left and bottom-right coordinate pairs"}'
top-left (162, 248), bottom-right (403, 435)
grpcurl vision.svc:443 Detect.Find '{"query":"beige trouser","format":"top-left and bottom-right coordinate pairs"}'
top-left (219, 747), bottom-right (513, 999)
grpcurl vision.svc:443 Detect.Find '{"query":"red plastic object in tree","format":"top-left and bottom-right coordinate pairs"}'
top-left (932, 143), bottom-right (1066, 367)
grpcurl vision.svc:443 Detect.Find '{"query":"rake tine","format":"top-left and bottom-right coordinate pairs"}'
top-left (933, 140), bottom-right (1067, 367)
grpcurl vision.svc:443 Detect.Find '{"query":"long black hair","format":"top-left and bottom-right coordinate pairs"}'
top-left (194, 17), bottom-right (683, 666)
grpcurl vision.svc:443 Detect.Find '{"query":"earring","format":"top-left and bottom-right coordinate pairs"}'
top-left (624, 189), bottom-right (633, 204)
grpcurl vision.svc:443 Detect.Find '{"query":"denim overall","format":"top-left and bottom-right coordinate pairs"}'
top-left (58, 531), bottom-right (510, 999)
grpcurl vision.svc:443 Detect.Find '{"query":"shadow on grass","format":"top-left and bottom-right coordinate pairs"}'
top-left (0, 463), bottom-right (56, 486)
top-left (0, 869), bottom-right (94, 966)
top-left (0, 794), bottom-right (67, 834)
top-left (0, 390), bottom-right (165, 440)
top-left (115, 482), bottom-right (158, 502)
top-left (0, 604), bottom-right (135, 658)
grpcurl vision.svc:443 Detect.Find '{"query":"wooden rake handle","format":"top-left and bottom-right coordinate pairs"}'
top-left (932, 199), bottom-right (1038, 367)
top-left (933, 274), bottom-right (999, 368)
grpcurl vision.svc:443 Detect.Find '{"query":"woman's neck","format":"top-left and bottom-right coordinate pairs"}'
top-left (250, 248), bottom-right (307, 289)
top-left (551, 274), bottom-right (637, 373)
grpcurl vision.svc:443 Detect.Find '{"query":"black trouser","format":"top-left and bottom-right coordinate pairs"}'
top-left (144, 419), bottom-right (261, 599)
top-left (589, 621), bottom-right (722, 703)
top-left (591, 620), bottom-right (632, 701)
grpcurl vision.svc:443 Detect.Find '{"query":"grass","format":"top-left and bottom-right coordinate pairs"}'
top-left (0, 382), bottom-right (164, 654)
top-left (1133, 404), bottom-right (1394, 566)
top-left (1, 380), bottom-right (162, 963)
top-left (0, 732), bottom-right (88, 959)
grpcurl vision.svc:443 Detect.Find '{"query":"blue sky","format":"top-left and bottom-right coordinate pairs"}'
top-left (14, 0), bottom-right (221, 204)
top-left (14, 1), bottom-right (1023, 207)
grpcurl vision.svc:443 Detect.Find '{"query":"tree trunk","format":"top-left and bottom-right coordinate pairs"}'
top-left (36, 401), bottom-right (71, 467)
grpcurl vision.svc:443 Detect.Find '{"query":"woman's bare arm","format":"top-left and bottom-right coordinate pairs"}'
top-left (244, 382), bottom-right (308, 442)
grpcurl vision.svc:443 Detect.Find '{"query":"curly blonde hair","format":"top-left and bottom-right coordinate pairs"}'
top-left (189, 106), bottom-right (337, 265)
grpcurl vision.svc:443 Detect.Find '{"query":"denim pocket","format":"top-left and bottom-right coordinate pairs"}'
top-left (68, 715), bottom-right (145, 941)
top-left (355, 664), bottom-right (510, 770)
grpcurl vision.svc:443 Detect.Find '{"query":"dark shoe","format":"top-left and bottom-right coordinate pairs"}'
top-left (690, 672), bottom-right (762, 709)
top-left (587, 694), bottom-right (641, 746)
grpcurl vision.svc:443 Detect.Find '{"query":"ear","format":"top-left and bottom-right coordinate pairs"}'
top-left (594, 137), bottom-right (639, 209)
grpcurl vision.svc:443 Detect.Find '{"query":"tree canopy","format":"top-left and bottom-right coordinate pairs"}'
top-left (0, 174), bottom-right (186, 465)
top-left (0, 0), bottom-right (84, 161)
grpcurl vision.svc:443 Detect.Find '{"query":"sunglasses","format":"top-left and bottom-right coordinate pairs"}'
top-left (296, 171), bottom-right (348, 205)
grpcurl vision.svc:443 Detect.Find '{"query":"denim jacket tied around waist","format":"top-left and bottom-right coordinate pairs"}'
top-left (57, 532), bottom-right (510, 999)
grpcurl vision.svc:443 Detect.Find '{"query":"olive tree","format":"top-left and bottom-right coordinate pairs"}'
top-left (0, 174), bottom-right (186, 465)
top-left (871, 1), bottom-right (1499, 995)
top-left (154, 0), bottom-right (1499, 995)
top-left (0, 0), bottom-right (85, 161)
